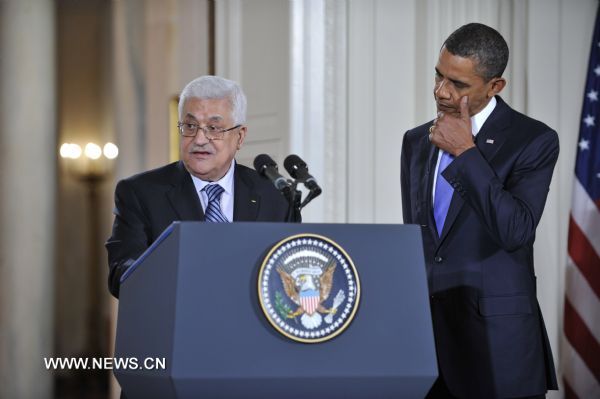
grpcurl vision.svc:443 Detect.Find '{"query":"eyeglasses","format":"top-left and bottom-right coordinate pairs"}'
top-left (177, 122), bottom-right (241, 140)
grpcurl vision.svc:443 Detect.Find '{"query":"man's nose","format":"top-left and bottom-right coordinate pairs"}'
top-left (435, 80), bottom-right (451, 100)
top-left (193, 128), bottom-right (210, 145)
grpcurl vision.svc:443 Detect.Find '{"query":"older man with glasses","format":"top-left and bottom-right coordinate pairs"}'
top-left (106, 75), bottom-right (294, 298)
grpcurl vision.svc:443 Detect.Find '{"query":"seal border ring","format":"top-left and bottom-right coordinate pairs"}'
top-left (257, 233), bottom-right (361, 344)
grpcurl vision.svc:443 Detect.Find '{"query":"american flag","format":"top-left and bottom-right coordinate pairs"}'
top-left (562, 6), bottom-right (600, 398)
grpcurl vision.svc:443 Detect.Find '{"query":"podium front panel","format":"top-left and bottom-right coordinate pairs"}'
top-left (115, 222), bottom-right (436, 398)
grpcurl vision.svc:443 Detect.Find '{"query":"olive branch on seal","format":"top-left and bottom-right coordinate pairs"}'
top-left (274, 291), bottom-right (297, 322)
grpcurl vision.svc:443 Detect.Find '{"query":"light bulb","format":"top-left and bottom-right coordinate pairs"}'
top-left (103, 142), bottom-right (119, 159)
top-left (59, 143), bottom-right (71, 158)
top-left (84, 143), bottom-right (102, 160)
top-left (68, 143), bottom-right (82, 159)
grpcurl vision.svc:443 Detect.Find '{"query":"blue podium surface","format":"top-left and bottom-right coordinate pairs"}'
top-left (115, 222), bottom-right (436, 398)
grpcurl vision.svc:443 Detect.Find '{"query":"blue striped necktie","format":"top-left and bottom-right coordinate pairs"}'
top-left (433, 151), bottom-right (455, 236)
top-left (203, 184), bottom-right (229, 223)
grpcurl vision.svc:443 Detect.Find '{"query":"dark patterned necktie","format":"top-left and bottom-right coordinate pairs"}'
top-left (433, 151), bottom-right (455, 236)
top-left (203, 184), bottom-right (229, 223)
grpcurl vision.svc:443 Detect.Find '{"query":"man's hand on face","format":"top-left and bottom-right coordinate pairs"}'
top-left (429, 96), bottom-right (476, 157)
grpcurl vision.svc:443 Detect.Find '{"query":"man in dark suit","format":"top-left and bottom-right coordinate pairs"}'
top-left (401, 23), bottom-right (558, 398)
top-left (106, 75), bottom-right (292, 298)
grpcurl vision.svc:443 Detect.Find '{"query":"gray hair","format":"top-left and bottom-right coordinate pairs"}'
top-left (443, 23), bottom-right (509, 82)
top-left (178, 75), bottom-right (247, 124)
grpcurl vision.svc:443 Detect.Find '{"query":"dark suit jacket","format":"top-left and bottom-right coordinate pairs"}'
top-left (106, 161), bottom-right (292, 298)
top-left (401, 97), bottom-right (559, 398)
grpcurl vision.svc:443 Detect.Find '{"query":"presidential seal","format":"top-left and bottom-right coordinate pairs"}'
top-left (258, 234), bottom-right (360, 343)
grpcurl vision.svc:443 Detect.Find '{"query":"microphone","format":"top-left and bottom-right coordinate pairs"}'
top-left (253, 154), bottom-right (292, 192)
top-left (284, 154), bottom-right (322, 197)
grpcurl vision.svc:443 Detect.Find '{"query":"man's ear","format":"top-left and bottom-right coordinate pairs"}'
top-left (488, 77), bottom-right (506, 97)
top-left (237, 126), bottom-right (247, 150)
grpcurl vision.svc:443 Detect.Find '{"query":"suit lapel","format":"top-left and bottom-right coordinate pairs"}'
top-left (233, 165), bottom-right (260, 221)
top-left (437, 96), bottom-right (512, 244)
top-left (419, 124), bottom-right (441, 242)
top-left (166, 161), bottom-right (205, 221)
top-left (438, 187), bottom-right (465, 241)
top-left (473, 96), bottom-right (511, 162)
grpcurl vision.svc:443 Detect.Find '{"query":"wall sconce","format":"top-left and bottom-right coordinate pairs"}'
top-left (59, 142), bottom-right (119, 181)
top-left (58, 141), bottom-right (119, 367)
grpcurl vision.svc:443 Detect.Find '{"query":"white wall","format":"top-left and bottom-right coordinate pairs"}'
top-left (216, 0), bottom-right (291, 171)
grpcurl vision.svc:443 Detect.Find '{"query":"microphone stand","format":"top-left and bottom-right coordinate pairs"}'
top-left (291, 187), bottom-right (302, 222)
top-left (285, 180), bottom-right (302, 223)
top-left (284, 179), bottom-right (322, 222)
top-left (300, 190), bottom-right (319, 209)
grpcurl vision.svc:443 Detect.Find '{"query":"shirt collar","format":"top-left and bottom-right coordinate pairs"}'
top-left (190, 158), bottom-right (236, 194)
top-left (471, 96), bottom-right (497, 136)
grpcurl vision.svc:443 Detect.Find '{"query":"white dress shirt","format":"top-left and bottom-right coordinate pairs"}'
top-left (190, 158), bottom-right (236, 221)
top-left (432, 96), bottom-right (497, 204)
